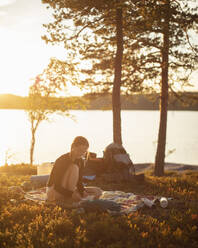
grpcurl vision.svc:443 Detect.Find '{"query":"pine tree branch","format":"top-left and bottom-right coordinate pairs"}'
top-left (74, 15), bottom-right (106, 39)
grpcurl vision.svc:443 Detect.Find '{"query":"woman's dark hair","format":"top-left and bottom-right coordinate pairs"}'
top-left (71, 136), bottom-right (89, 149)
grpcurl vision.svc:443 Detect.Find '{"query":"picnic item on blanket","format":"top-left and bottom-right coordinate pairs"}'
top-left (24, 187), bottom-right (47, 202)
top-left (99, 191), bottom-right (157, 214)
top-left (37, 162), bottom-right (54, 175)
top-left (79, 199), bottom-right (122, 213)
top-left (30, 175), bottom-right (49, 184)
top-left (30, 175), bottom-right (96, 186)
top-left (160, 197), bottom-right (168, 208)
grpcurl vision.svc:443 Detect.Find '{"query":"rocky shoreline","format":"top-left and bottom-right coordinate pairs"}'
top-left (134, 162), bottom-right (198, 173)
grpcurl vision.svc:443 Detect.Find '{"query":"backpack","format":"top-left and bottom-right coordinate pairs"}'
top-left (103, 143), bottom-right (135, 180)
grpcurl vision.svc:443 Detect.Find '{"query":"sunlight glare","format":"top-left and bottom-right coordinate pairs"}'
top-left (0, 0), bottom-right (16, 7)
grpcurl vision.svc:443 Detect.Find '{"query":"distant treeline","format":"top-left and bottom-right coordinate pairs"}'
top-left (0, 92), bottom-right (198, 111)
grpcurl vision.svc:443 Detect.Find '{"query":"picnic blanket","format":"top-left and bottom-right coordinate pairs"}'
top-left (8, 186), bottom-right (170, 214)
top-left (15, 187), bottom-right (169, 214)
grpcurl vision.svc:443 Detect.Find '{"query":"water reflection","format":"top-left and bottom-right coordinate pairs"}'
top-left (0, 109), bottom-right (197, 166)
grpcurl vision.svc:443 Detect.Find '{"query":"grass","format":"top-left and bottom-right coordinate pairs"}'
top-left (0, 164), bottom-right (198, 248)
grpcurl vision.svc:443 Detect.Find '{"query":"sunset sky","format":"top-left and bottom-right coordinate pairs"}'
top-left (0, 0), bottom-right (198, 96)
top-left (0, 0), bottom-right (72, 96)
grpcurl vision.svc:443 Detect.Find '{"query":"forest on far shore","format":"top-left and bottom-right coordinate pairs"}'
top-left (0, 92), bottom-right (198, 111)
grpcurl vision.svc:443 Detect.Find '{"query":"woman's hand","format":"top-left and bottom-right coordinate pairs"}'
top-left (72, 190), bottom-right (82, 202)
top-left (83, 190), bottom-right (89, 198)
top-left (82, 190), bottom-right (95, 200)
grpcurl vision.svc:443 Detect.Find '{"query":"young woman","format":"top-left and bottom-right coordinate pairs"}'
top-left (46, 136), bottom-right (102, 203)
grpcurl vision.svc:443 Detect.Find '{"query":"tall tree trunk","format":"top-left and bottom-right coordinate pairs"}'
top-left (30, 128), bottom-right (36, 166)
top-left (154, 1), bottom-right (170, 176)
top-left (112, 6), bottom-right (123, 145)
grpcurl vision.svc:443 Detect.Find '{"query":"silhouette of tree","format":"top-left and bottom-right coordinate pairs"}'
top-left (27, 58), bottom-right (76, 165)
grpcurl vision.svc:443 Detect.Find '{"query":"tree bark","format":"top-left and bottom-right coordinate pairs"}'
top-left (30, 127), bottom-right (36, 166)
top-left (112, 7), bottom-right (123, 145)
top-left (154, 1), bottom-right (170, 176)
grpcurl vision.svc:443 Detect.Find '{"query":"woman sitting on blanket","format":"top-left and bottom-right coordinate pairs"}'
top-left (46, 136), bottom-right (102, 203)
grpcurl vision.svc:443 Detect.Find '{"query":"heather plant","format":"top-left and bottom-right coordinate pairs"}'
top-left (0, 164), bottom-right (37, 175)
top-left (0, 167), bottom-right (197, 248)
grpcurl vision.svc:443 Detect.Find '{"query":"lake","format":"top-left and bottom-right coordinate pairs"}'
top-left (0, 109), bottom-right (197, 166)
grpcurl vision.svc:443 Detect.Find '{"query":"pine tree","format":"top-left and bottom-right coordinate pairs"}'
top-left (42, 0), bottom-right (145, 146)
top-left (131, 0), bottom-right (198, 176)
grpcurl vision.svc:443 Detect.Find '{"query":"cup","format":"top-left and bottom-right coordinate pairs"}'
top-left (160, 197), bottom-right (168, 208)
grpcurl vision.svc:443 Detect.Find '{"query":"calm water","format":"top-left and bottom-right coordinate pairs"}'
top-left (0, 109), bottom-right (197, 166)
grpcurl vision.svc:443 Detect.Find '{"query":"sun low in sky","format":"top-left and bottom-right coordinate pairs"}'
top-left (0, 0), bottom-right (83, 96)
top-left (0, 0), bottom-right (198, 97)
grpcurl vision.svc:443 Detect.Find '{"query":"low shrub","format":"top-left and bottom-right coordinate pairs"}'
top-left (0, 164), bottom-right (37, 175)
top-left (0, 166), bottom-right (198, 248)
